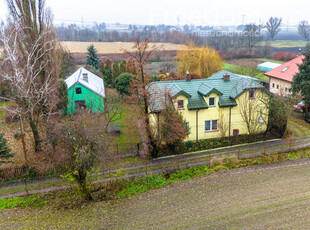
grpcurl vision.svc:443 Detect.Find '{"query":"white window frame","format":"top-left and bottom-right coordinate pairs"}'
top-left (205, 120), bottom-right (218, 132)
top-left (209, 97), bottom-right (216, 107)
top-left (177, 100), bottom-right (184, 109)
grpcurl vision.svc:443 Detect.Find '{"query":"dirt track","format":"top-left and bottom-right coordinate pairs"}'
top-left (2, 158), bottom-right (310, 229)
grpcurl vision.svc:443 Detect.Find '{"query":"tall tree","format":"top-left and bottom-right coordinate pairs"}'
top-left (86, 45), bottom-right (99, 69)
top-left (243, 23), bottom-right (263, 52)
top-left (112, 61), bottom-right (120, 83)
top-left (120, 60), bottom-right (127, 74)
top-left (266, 17), bottom-right (282, 41)
top-left (1, 0), bottom-right (63, 152)
top-left (292, 53), bottom-right (310, 119)
top-left (124, 37), bottom-right (161, 157)
top-left (177, 42), bottom-right (223, 77)
top-left (298, 20), bottom-right (310, 41)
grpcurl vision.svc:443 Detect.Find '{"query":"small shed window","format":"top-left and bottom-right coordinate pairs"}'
top-left (272, 83), bottom-right (275, 88)
top-left (82, 73), bottom-right (88, 82)
top-left (209, 97), bottom-right (216, 107)
top-left (277, 85), bottom-right (279, 89)
top-left (76, 87), bottom-right (82, 94)
top-left (249, 89), bottom-right (255, 99)
top-left (177, 100), bottom-right (184, 109)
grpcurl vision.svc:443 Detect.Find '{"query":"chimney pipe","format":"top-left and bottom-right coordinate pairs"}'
top-left (186, 71), bottom-right (191, 81)
top-left (223, 74), bottom-right (230, 81)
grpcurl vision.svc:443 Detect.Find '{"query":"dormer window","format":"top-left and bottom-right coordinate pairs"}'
top-left (281, 67), bottom-right (288, 73)
top-left (209, 97), bottom-right (216, 107)
top-left (82, 73), bottom-right (88, 82)
top-left (177, 100), bottom-right (184, 109)
top-left (249, 89), bottom-right (255, 99)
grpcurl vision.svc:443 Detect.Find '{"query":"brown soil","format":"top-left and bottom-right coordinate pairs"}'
top-left (2, 158), bottom-right (310, 229)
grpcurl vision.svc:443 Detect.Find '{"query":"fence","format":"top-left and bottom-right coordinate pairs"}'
top-left (111, 143), bottom-right (140, 156)
top-left (158, 132), bottom-right (281, 157)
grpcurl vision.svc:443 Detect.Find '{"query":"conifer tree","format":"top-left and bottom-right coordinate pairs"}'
top-left (86, 45), bottom-right (99, 69)
top-left (112, 61), bottom-right (120, 83)
top-left (0, 132), bottom-right (14, 164)
top-left (292, 52), bottom-right (310, 119)
top-left (120, 60), bottom-right (127, 74)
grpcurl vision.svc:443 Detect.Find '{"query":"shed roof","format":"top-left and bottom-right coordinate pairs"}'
top-left (258, 62), bottom-right (282, 69)
top-left (65, 67), bottom-right (105, 97)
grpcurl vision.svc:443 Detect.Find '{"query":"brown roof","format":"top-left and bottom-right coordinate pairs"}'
top-left (265, 55), bottom-right (304, 82)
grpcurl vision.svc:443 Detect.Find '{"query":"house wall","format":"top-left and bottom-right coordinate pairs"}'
top-left (67, 83), bottom-right (104, 114)
top-left (269, 77), bottom-right (291, 96)
top-left (150, 90), bottom-right (269, 142)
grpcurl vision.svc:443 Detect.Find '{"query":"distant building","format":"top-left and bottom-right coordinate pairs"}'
top-left (257, 62), bottom-right (281, 72)
top-left (265, 55), bottom-right (304, 96)
top-left (65, 67), bottom-right (105, 114)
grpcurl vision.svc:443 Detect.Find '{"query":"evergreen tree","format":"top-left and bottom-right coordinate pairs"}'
top-left (86, 45), bottom-right (99, 69)
top-left (103, 65), bottom-right (113, 86)
top-left (120, 60), bottom-right (127, 74)
top-left (112, 61), bottom-right (120, 84)
top-left (57, 80), bottom-right (69, 115)
top-left (292, 52), bottom-right (310, 119)
top-left (0, 133), bottom-right (14, 164)
top-left (115, 73), bottom-right (134, 95)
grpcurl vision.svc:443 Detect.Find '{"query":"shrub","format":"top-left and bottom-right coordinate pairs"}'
top-left (115, 73), bottom-right (134, 95)
top-left (272, 52), bottom-right (298, 62)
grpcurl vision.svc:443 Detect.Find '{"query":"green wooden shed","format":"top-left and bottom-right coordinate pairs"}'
top-left (65, 67), bottom-right (105, 114)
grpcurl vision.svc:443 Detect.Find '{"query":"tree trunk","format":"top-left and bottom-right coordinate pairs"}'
top-left (29, 116), bottom-right (41, 152)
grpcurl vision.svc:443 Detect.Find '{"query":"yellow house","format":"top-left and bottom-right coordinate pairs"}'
top-left (148, 71), bottom-right (272, 141)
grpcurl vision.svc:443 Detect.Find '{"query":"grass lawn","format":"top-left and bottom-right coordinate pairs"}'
top-left (223, 62), bottom-right (269, 82)
top-left (259, 40), bottom-right (310, 48)
top-left (254, 58), bottom-right (285, 64)
top-left (0, 101), bottom-right (9, 118)
top-left (2, 152), bottom-right (310, 229)
top-left (288, 115), bottom-right (310, 137)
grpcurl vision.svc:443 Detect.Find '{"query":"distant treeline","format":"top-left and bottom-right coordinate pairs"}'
top-left (56, 25), bottom-right (205, 45)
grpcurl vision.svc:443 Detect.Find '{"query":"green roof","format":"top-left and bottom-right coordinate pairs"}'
top-left (148, 70), bottom-right (269, 112)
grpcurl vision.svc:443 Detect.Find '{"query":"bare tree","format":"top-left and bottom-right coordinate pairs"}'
top-left (243, 23), bottom-right (263, 52)
top-left (0, 28), bottom-right (58, 150)
top-left (233, 80), bottom-right (269, 135)
top-left (298, 20), bottom-right (310, 41)
top-left (0, 0), bottom-right (63, 151)
top-left (266, 17), bottom-right (282, 41)
top-left (123, 37), bottom-right (162, 157)
top-left (218, 111), bottom-right (229, 138)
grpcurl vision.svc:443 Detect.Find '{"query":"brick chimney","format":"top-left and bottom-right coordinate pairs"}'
top-left (223, 74), bottom-right (230, 81)
top-left (186, 71), bottom-right (191, 81)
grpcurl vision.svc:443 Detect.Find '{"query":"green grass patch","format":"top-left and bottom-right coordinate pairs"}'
top-left (0, 101), bottom-right (9, 118)
top-left (223, 63), bottom-right (269, 82)
top-left (254, 58), bottom-right (285, 64)
top-left (0, 194), bottom-right (48, 210)
top-left (288, 115), bottom-right (310, 137)
top-left (259, 40), bottom-right (310, 48)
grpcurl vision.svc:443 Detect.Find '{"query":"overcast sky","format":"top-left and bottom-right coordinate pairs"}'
top-left (0, 0), bottom-right (309, 26)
